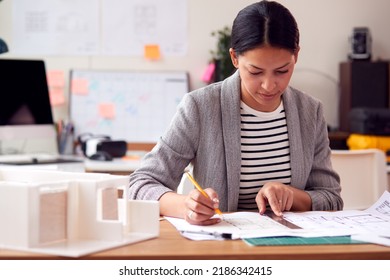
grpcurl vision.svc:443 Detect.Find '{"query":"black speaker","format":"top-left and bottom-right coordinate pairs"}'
top-left (339, 61), bottom-right (390, 131)
top-left (348, 27), bottom-right (372, 61)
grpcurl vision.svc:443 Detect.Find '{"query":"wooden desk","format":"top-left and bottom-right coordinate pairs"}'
top-left (1, 220), bottom-right (390, 260)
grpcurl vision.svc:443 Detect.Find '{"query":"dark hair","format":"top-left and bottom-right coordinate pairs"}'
top-left (231, 0), bottom-right (299, 55)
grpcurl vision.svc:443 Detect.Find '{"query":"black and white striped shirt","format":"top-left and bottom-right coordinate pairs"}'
top-left (238, 101), bottom-right (291, 211)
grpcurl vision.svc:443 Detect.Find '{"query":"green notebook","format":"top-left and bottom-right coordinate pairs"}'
top-left (243, 236), bottom-right (367, 246)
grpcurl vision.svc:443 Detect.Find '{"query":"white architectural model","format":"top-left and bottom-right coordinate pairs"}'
top-left (0, 168), bottom-right (159, 257)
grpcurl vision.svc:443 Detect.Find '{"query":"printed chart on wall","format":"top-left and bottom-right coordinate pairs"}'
top-left (70, 70), bottom-right (188, 143)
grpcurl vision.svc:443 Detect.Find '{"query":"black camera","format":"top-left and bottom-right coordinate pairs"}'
top-left (78, 133), bottom-right (127, 160)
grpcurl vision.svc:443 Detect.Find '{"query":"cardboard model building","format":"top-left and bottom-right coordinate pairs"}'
top-left (0, 168), bottom-right (159, 257)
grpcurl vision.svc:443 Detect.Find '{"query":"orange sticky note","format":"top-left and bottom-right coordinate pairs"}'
top-left (47, 70), bottom-right (65, 87)
top-left (144, 44), bottom-right (161, 60)
top-left (49, 87), bottom-right (65, 106)
top-left (71, 78), bottom-right (89, 95)
top-left (98, 103), bottom-right (116, 119)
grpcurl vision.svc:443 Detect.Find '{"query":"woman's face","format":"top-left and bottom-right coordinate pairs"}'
top-left (230, 46), bottom-right (298, 112)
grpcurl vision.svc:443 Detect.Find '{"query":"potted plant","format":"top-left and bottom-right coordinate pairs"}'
top-left (209, 26), bottom-right (236, 82)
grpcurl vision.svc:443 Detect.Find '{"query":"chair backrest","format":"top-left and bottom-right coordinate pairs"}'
top-left (330, 149), bottom-right (388, 210)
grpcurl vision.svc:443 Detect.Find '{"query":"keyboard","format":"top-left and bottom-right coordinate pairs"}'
top-left (0, 154), bottom-right (83, 165)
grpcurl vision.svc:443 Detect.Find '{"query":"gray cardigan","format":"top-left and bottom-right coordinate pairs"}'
top-left (128, 71), bottom-right (343, 212)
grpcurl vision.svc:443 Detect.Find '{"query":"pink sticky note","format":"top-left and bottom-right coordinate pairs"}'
top-left (47, 70), bottom-right (65, 87)
top-left (71, 79), bottom-right (89, 95)
top-left (202, 62), bottom-right (216, 83)
top-left (49, 87), bottom-right (65, 106)
top-left (98, 103), bottom-right (116, 119)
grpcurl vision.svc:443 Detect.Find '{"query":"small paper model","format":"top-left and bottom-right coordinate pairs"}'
top-left (0, 168), bottom-right (159, 257)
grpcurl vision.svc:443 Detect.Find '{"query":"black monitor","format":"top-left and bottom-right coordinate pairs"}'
top-left (0, 59), bottom-right (54, 125)
top-left (0, 59), bottom-right (58, 155)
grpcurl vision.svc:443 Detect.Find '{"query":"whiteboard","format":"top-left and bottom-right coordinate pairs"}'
top-left (69, 69), bottom-right (188, 143)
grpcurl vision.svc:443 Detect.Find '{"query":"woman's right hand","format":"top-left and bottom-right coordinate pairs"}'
top-left (184, 188), bottom-right (221, 225)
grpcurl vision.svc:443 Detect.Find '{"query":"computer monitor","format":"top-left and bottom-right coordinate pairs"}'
top-left (0, 59), bottom-right (58, 155)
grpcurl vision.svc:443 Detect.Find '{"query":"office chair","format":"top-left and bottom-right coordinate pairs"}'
top-left (330, 149), bottom-right (389, 210)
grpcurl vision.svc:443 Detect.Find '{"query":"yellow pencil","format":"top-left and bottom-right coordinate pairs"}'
top-left (185, 172), bottom-right (223, 216)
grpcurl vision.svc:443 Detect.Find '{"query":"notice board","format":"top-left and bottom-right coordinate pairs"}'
top-left (69, 69), bottom-right (189, 143)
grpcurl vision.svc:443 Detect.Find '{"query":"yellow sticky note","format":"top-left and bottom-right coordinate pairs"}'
top-left (71, 78), bottom-right (89, 95)
top-left (49, 87), bottom-right (65, 106)
top-left (47, 70), bottom-right (65, 87)
top-left (98, 103), bottom-right (116, 119)
top-left (144, 44), bottom-right (161, 60)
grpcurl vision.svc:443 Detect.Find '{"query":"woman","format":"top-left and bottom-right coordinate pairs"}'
top-left (128, 0), bottom-right (343, 225)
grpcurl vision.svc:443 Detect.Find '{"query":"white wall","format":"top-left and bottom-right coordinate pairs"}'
top-left (1, 0), bottom-right (390, 129)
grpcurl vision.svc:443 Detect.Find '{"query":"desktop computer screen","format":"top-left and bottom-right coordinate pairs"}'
top-left (0, 59), bottom-right (53, 125)
top-left (0, 59), bottom-right (58, 156)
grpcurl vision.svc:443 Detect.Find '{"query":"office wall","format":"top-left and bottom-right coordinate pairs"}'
top-left (1, 0), bottom-right (390, 129)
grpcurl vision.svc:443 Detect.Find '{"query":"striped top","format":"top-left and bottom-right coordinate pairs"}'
top-left (238, 101), bottom-right (292, 211)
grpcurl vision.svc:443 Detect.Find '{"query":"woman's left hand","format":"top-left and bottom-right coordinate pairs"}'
top-left (256, 182), bottom-right (294, 216)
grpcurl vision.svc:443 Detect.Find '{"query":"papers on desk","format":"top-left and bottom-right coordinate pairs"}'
top-left (166, 191), bottom-right (390, 246)
top-left (166, 212), bottom-right (357, 241)
top-left (166, 212), bottom-right (289, 240)
top-left (283, 190), bottom-right (390, 246)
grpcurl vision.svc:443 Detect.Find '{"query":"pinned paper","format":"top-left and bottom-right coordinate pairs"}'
top-left (202, 62), bottom-right (216, 83)
top-left (98, 103), bottom-right (116, 119)
top-left (49, 87), bottom-right (65, 106)
top-left (71, 78), bottom-right (89, 95)
top-left (46, 70), bottom-right (66, 106)
top-left (144, 44), bottom-right (161, 60)
top-left (47, 70), bottom-right (65, 87)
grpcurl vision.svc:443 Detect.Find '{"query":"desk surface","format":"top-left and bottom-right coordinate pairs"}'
top-left (1, 220), bottom-right (390, 260)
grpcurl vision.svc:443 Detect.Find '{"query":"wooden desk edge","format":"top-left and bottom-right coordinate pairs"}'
top-left (2, 220), bottom-right (390, 260)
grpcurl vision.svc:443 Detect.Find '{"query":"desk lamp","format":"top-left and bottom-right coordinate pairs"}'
top-left (0, 38), bottom-right (8, 54)
top-left (0, 0), bottom-right (7, 54)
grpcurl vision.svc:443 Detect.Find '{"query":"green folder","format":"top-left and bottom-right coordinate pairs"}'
top-left (243, 236), bottom-right (367, 246)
